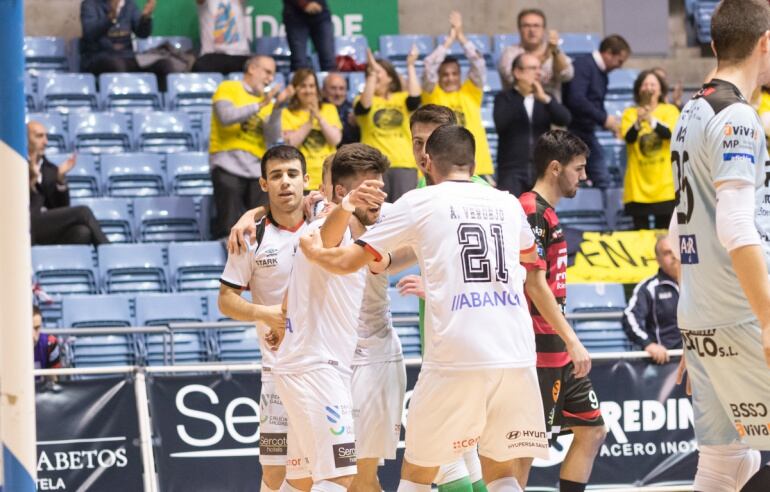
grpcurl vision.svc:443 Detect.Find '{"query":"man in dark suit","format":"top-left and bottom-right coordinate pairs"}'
top-left (494, 53), bottom-right (572, 196)
top-left (562, 34), bottom-right (631, 189)
top-left (28, 121), bottom-right (109, 246)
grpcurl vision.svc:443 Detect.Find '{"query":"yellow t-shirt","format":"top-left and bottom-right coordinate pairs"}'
top-left (354, 92), bottom-right (416, 169)
top-left (281, 103), bottom-right (342, 190)
top-left (758, 91), bottom-right (770, 116)
top-left (620, 103), bottom-right (680, 204)
top-left (422, 79), bottom-right (494, 176)
top-left (209, 80), bottom-right (274, 157)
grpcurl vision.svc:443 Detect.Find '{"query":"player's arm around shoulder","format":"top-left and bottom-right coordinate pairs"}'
top-left (299, 228), bottom-right (374, 274)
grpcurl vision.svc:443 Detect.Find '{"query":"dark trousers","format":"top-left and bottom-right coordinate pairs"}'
top-left (83, 54), bottom-right (179, 91)
top-left (31, 206), bottom-right (109, 246)
top-left (497, 164), bottom-right (533, 197)
top-left (283, 9), bottom-right (336, 72)
top-left (211, 166), bottom-right (268, 239)
top-left (383, 168), bottom-right (417, 203)
top-left (192, 53), bottom-right (251, 75)
top-left (570, 128), bottom-right (611, 189)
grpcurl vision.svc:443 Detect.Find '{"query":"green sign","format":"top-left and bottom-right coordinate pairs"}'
top-left (139, 0), bottom-right (398, 51)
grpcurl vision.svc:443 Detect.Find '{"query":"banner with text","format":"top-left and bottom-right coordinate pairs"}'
top-left (35, 378), bottom-right (144, 492)
top-left (567, 230), bottom-right (664, 284)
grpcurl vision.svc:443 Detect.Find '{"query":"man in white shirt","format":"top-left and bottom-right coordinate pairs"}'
top-left (193, 0), bottom-right (252, 74)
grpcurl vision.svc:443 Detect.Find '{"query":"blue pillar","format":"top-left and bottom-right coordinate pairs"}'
top-left (0, 0), bottom-right (28, 156)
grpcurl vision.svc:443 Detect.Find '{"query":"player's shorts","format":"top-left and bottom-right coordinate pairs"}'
top-left (537, 362), bottom-right (604, 439)
top-left (275, 366), bottom-right (357, 480)
top-left (351, 359), bottom-right (406, 460)
top-left (259, 378), bottom-right (289, 466)
top-left (682, 322), bottom-right (770, 450)
top-left (404, 366), bottom-right (548, 467)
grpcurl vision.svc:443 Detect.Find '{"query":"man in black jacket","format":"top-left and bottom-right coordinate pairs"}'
top-left (494, 53), bottom-right (571, 196)
top-left (28, 121), bottom-right (109, 246)
top-left (622, 235), bottom-right (681, 363)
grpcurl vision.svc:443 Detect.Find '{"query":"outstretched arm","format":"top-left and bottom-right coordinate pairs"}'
top-left (300, 229), bottom-right (376, 274)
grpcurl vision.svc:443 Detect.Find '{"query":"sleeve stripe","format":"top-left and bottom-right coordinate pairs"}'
top-left (219, 278), bottom-right (245, 290)
top-left (623, 276), bottom-right (653, 341)
top-left (354, 239), bottom-right (383, 262)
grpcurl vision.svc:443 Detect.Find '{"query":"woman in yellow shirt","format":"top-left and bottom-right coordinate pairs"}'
top-left (620, 70), bottom-right (680, 230)
top-left (355, 47), bottom-right (422, 202)
top-left (282, 68), bottom-right (342, 189)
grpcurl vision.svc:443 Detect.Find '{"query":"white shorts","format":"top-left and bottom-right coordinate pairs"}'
top-left (352, 359), bottom-right (407, 460)
top-left (683, 322), bottom-right (770, 450)
top-left (404, 366), bottom-right (548, 467)
top-left (259, 378), bottom-right (289, 466)
top-left (275, 367), bottom-right (357, 480)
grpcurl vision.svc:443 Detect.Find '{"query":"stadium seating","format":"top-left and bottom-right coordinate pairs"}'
top-left (566, 283), bottom-right (627, 313)
top-left (492, 33), bottom-right (520, 62)
top-left (347, 72), bottom-right (366, 100)
top-left (71, 197), bottom-right (134, 243)
top-left (435, 34), bottom-right (493, 65)
top-left (335, 35), bottom-right (368, 64)
top-left (133, 196), bottom-right (202, 242)
top-left (99, 73), bottom-right (162, 111)
top-left (166, 72), bottom-right (222, 111)
top-left (47, 153), bottom-right (100, 198)
top-left (604, 187), bottom-right (634, 231)
top-left (560, 32), bottom-right (601, 55)
top-left (39, 73), bottom-right (98, 112)
top-left (25, 72), bottom-right (38, 111)
top-left (254, 36), bottom-right (293, 71)
top-left (32, 245), bottom-right (98, 296)
top-left (101, 152), bottom-right (166, 197)
top-left (69, 112), bottom-right (132, 154)
top-left (607, 68), bottom-right (639, 99)
top-left (483, 70), bottom-right (502, 105)
top-left (26, 112), bottom-right (69, 152)
top-left (555, 188), bottom-right (608, 230)
top-left (136, 293), bottom-right (208, 364)
top-left (133, 111), bottom-right (196, 153)
top-left (166, 152), bottom-right (212, 196)
top-left (135, 36), bottom-right (194, 53)
top-left (388, 264), bottom-right (421, 288)
top-left (206, 292), bottom-right (263, 362)
top-left (167, 241), bottom-right (226, 291)
top-left (98, 243), bottom-right (168, 293)
top-left (24, 36), bottom-right (68, 72)
top-left (379, 34), bottom-right (435, 68)
top-left (693, 1), bottom-right (718, 44)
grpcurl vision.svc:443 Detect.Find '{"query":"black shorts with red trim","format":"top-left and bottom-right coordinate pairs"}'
top-left (537, 362), bottom-right (604, 439)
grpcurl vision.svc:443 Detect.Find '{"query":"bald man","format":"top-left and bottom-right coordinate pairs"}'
top-left (27, 121), bottom-right (108, 246)
top-left (322, 72), bottom-right (360, 146)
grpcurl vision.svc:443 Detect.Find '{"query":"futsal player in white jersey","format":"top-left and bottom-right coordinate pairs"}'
top-left (296, 125), bottom-right (548, 492)
top-left (670, 1), bottom-right (770, 489)
top-left (218, 145), bottom-right (309, 492)
top-left (267, 143), bottom-right (390, 492)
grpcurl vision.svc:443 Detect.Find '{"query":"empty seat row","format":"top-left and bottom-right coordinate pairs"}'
top-left (565, 283), bottom-right (632, 352)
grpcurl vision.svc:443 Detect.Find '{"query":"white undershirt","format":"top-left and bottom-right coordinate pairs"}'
top-left (523, 94), bottom-right (535, 121)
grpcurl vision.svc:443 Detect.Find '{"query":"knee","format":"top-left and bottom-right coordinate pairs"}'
top-left (67, 225), bottom-right (92, 244)
top-left (262, 465), bottom-right (286, 490)
top-left (401, 461), bottom-right (438, 485)
top-left (575, 425), bottom-right (607, 450)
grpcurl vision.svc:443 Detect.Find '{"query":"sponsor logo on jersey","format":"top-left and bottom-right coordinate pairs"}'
top-left (730, 402), bottom-right (768, 418)
top-left (679, 235), bottom-right (699, 264)
top-left (452, 436), bottom-right (480, 450)
top-left (255, 248), bottom-right (280, 268)
top-left (332, 442), bottom-right (356, 467)
top-left (735, 422), bottom-right (770, 438)
top-left (552, 380), bottom-right (561, 403)
top-left (724, 124), bottom-right (760, 141)
top-left (326, 405), bottom-right (345, 435)
top-left (723, 152), bottom-right (756, 165)
top-left (506, 430), bottom-right (547, 440)
top-left (259, 433), bottom-right (287, 455)
top-left (450, 290), bottom-right (522, 312)
top-left (681, 329), bottom-right (739, 358)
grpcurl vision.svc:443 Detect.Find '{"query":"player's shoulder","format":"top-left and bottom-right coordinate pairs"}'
top-left (694, 79), bottom-right (752, 117)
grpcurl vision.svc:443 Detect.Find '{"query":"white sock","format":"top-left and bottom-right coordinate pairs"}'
top-left (310, 480), bottom-right (347, 492)
top-left (462, 450), bottom-right (483, 483)
top-left (279, 481), bottom-right (306, 492)
top-left (261, 482), bottom-right (280, 492)
top-left (486, 477), bottom-right (523, 492)
top-left (397, 480), bottom-right (432, 492)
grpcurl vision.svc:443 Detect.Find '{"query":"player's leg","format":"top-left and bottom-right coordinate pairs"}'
top-left (260, 380), bottom-right (289, 491)
top-left (462, 449), bottom-right (487, 492)
top-left (510, 458), bottom-right (532, 491)
top-left (435, 458), bottom-right (473, 492)
top-left (274, 374), bottom-right (315, 491)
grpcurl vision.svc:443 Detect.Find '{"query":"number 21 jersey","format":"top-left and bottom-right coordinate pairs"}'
top-left (671, 79), bottom-right (770, 329)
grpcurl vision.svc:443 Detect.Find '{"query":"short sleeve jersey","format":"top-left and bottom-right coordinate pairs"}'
top-left (209, 81), bottom-right (274, 157)
top-left (422, 80), bottom-right (494, 175)
top-left (197, 0), bottom-right (250, 56)
top-left (671, 79), bottom-right (770, 329)
top-left (357, 181), bottom-right (537, 371)
top-left (219, 215), bottom-right (306, 380)
top-left (354, 92), bottom-right (416, 169)
top-left (273, 219), bottom-right (367, 375)
top-left (519, 191), bottom-right (569, 368)
top-left (281, 103), bottom-right (342, 190)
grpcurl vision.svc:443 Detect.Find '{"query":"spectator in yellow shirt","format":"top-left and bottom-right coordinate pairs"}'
top-left (354, 47), bottom-right (421, 202)
top-left (281, 68), bottom-right (342, 190)
top-left (422, 11), bottom-right (494, 182)
top-left (620, 69), bottom-right (680, 229)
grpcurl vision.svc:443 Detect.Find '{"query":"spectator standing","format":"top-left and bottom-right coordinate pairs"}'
top-left (28, 121), bottom-right (109, 246)
top-left (192, 0), bottom-right (251, 74)
top-left (497, 8), bottom-right (574, 97)
top-left (281, 69), bottom-right (342, 189)
top-left (33, 305), bottom-right (62, 371)
top-left (322, 72), bottom-right (360, 145)
top-left (282, 0), bottom-right (335, 72)
top-left (208, 56), bottom-right (291, 238)
top-left (80, 0), bottom-right (181, 91)
top-left (622, 236), bottom-right (682, 364)
top-left (620, 70), bottom-right (680, 229)
top-left (494, 53), bottom-right (571, 196)
top-left (562, 34), bottom-right (631, 188)
top-left (355, 48), bottom-right (421, 201)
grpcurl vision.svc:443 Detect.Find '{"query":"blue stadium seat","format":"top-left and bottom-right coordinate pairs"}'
top-left (32, 245), bottom-right (98, 296)
top-left (166, 72), bottom-right (222, 111)
top-left (694, 1), bottom-right (718, 44)
top-left (26, 112), bottom-right (69, 152)
top-left (207, 291), bottom-right (263, 362)
top-left (388, 287), bottom-right (419, 316)
top-left (573, 320), bottom-right (631, 352)
top-left (379, 34), bottom-right (435, 66)
top-left (389, 287), bottom-right (420, 355)
top-left (133, 196), bottom-right (202, 242)
top-left (71, 197), bottom-right (133, 243)
top-left (555, 188), bottom-right (608, 230)
top-left (24, 36), bottom-right (68, 72)
top-left (388, 264), bottom-right (420, 288)
top-left (25, 72), bottom-right (38, 111)
top-left (166, 152), bottom-right (212, 196)
top-left (347, 72), bottom-right (366, 100)
top-left (69, 112), bottom-right (132, 154)
top-left (566, 283), bottom-right (627, 313)
top-left (98, 243), bottom-right (168, 293)
top-left (435, 34), bottom-right (492, 65)
top-left (133, 111), bottom-right (196, 153)
top-left (395, 325), bottom-right (421, 357)
top-left (38, 73), bottom-right (99, 112)
top-left (135, 36), bottom-right (194, 53)
top-left (484, 70), bottom-right (502, 104)
top-left (607, 68), bottom-right (639, 95)
top-left (254, 36), bottom-right (294, 71)
top-left (335, 35), bottom-right (368, 64)
top-left (99, 73), bottom-right (162, 111)
top-left (46, 153), bottom-right (100, 198)
top-left (560, 33), bottom-right (601, 55)
top-left (492, 33), bottom-right (520, 60)
top-left (101, 152), bottom-right (166, 197)
top-left (604, 188), bottom-right (634, 231)
top-left (168, 241), bottom-right (226, 291)
top-left (135, 293), bottom-right (208, 364)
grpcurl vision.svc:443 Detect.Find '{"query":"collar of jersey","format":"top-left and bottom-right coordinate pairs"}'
top-left (266, 213), bottom-right (304, 232)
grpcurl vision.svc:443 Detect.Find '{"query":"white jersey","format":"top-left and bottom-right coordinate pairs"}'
top-left (671, 79), bottom-right (770, 329)
top-left (354, 203), bottom-right (403, 365)
top-left (274, 219), bottom-right (367, 375)
top-left (358, 181), bottom-right (537, 371)
top-left (220, 215), bottom-right (306, 380)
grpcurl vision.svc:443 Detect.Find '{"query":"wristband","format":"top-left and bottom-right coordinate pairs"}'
top-left (341, 193), bottom-right (356, 212)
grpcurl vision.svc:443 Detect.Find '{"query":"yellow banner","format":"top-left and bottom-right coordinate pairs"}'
top-left (567, 230), bottom-right (663, 284)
